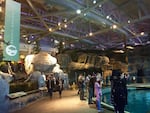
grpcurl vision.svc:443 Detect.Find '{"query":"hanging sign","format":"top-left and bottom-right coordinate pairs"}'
top-left (3, 0), bottom-right (21, 61)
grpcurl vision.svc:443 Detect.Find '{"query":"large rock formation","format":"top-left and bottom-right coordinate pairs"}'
top-left (68, 53), bottom-right (110, 70)
top-left (24, 52), bottom-right (58, 75)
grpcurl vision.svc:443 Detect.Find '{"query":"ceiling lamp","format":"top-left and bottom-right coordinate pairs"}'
top-left (140, 32), bottom-right (144, 36)
top-left (111, 24), bottom-right (117, 29)
top-left (84, 13), bottom-right (87, 16)
top-left (31, 35), bottom-right (34, 39)
top-left (89, 32), bottom-right (93, 36)
top-left (127, 20), bottom-right (131, 24)
top-left (58, 22), bottom-right (61, 26)
top-left (27, 40), bottom-right (31, 44)
top-left (106, 15), bottom-right (110, 19)
top-left (126, 46), bottom-right (134, 49)
top-left (70, 44), bottom-right (74, 47)
top-left (33, 41), bottom-right (36, 44)
top-left (49, 28), bottom-right (52, 32)
top-left (113, 50), bottom-right (124, 53)
top-left (62, 42), bottom-right (65, 45)
top-left (25, 37), bottom-right (28, 40)
top-left (76, 9), bottom-right (81, 14)
top-left (64, 24), bottom-right (67, 28)
top-left (22, 35), bottom-right (26, 38)
top-left (93, 0), bottom-right (97, 4)
top-left (54, 40), bottom-right (59, 44)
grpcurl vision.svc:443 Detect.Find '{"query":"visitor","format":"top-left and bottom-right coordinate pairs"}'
top-left (88, 73), bottom-right (95, 104)
top-left (85, 74), bottom-right (91, 94)
top-left (46, 74), bottom-right (55, 98)
top-left (38, 72), bottom-right (47, 96)
top-left (94, 73), bottom-right (103, 113)
top-left (78, 74), bottom-right (85, 100)
top-left (110, 69), bottom-right (128, 113)
top-left (57, 77), bottom-right (64, 98)
top-left (38, 72), bottom-right (46, 88)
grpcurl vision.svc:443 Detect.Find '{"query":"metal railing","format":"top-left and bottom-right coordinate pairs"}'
top-left (102, 76), bottom-right (150, 86)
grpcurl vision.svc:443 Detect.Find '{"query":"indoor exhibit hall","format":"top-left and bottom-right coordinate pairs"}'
top-left (0, 0), bottom-right (150, 113)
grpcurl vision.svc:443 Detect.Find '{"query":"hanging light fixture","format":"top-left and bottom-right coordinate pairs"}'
top-left (76, 9), bottom-right (81, 14)
top-left (89, 32), bottom-right (93, 36)
top-left (113, 50), bottom-right (124, 53)
top-left (49, 28), bottom-right (52, 32)
top-left (93, 0), bottom-right (97, 4)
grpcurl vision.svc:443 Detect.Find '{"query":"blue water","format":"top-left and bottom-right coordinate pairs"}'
top-left (103, 89), bottom-right (150, 113)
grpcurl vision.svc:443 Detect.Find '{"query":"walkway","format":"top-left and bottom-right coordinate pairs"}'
top-left (10, 90), bottom-right (114, 113)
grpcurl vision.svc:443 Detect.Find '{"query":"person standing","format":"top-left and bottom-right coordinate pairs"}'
top-left (78, 74), bottom-right (85, 100)
top-left (94, 73), bottom-right (103, 113)
top-left (110, 69), bottom-right (128, 113)
top-left (57, 77), bottom-right (64, 98)
top-left (38, 72), bottom-right (46, 88)
top-left (88, 74), bottom-right (95, 104)
top-left (46, 74), bottom-right (55, 98)
top-left (85, 74), bottom-right (91, 98)
top-left (38, 72), bottom-right (47, 96)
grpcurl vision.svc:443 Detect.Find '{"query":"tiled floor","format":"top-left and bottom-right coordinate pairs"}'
top-left (10, 90), bottom-right (114, 113)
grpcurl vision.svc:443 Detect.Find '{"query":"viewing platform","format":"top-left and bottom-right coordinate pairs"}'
top-left (10, 90), bottom-right (114, 113)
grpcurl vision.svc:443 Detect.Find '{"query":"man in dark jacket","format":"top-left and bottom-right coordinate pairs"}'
top-left (46, 74), bottom-right (55, 98)
top-left (110, 69), bottom-right (128, 113)
top-left (88, 73), bottom-right (96, 104)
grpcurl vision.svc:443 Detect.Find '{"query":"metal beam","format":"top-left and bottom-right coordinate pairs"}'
top-left (26, 0), bottom-right (49, 30)
top-left (22, 10), bottom-right (76, 20)
top-left (137, 0), bottom-right (149, 16)
top-left (45, 0), bottom-right (108, 31)
top-left (21, 24), bottom-right (96, 44)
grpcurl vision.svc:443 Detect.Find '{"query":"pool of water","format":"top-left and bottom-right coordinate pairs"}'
top-left (103, 89), bottom-right (150, 113)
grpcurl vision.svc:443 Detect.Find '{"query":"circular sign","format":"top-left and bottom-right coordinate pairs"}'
top-left (6, 45), bottom-right (18, 56)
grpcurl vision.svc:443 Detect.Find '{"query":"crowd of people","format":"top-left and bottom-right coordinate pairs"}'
top-left (0, 66), bottom-right (128, 113)
top-left (25, 71), bottom-right (64, 98)
top-left (77, 69), bottom-right (128, 113)
top-left (46, 73), bottom-right (64, 98)
top-left (77, 72), bottom-right (103, 113)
